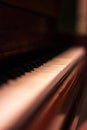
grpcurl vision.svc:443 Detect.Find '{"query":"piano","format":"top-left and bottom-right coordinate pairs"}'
top-left (0, 0), bottom-right (87, 130)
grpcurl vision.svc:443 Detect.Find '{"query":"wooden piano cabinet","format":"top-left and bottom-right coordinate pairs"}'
top-left (64, 59), bottom-right (87, 130)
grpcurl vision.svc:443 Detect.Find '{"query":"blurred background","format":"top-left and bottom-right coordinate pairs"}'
top-left (0, 0), bottom-right (87, 58)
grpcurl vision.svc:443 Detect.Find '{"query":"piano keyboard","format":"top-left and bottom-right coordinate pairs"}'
top-left (0, 47), bottom-right (86, 130)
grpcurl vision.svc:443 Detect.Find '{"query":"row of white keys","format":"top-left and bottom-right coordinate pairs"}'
top-left (0, 47), bottom-right (85, 130)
